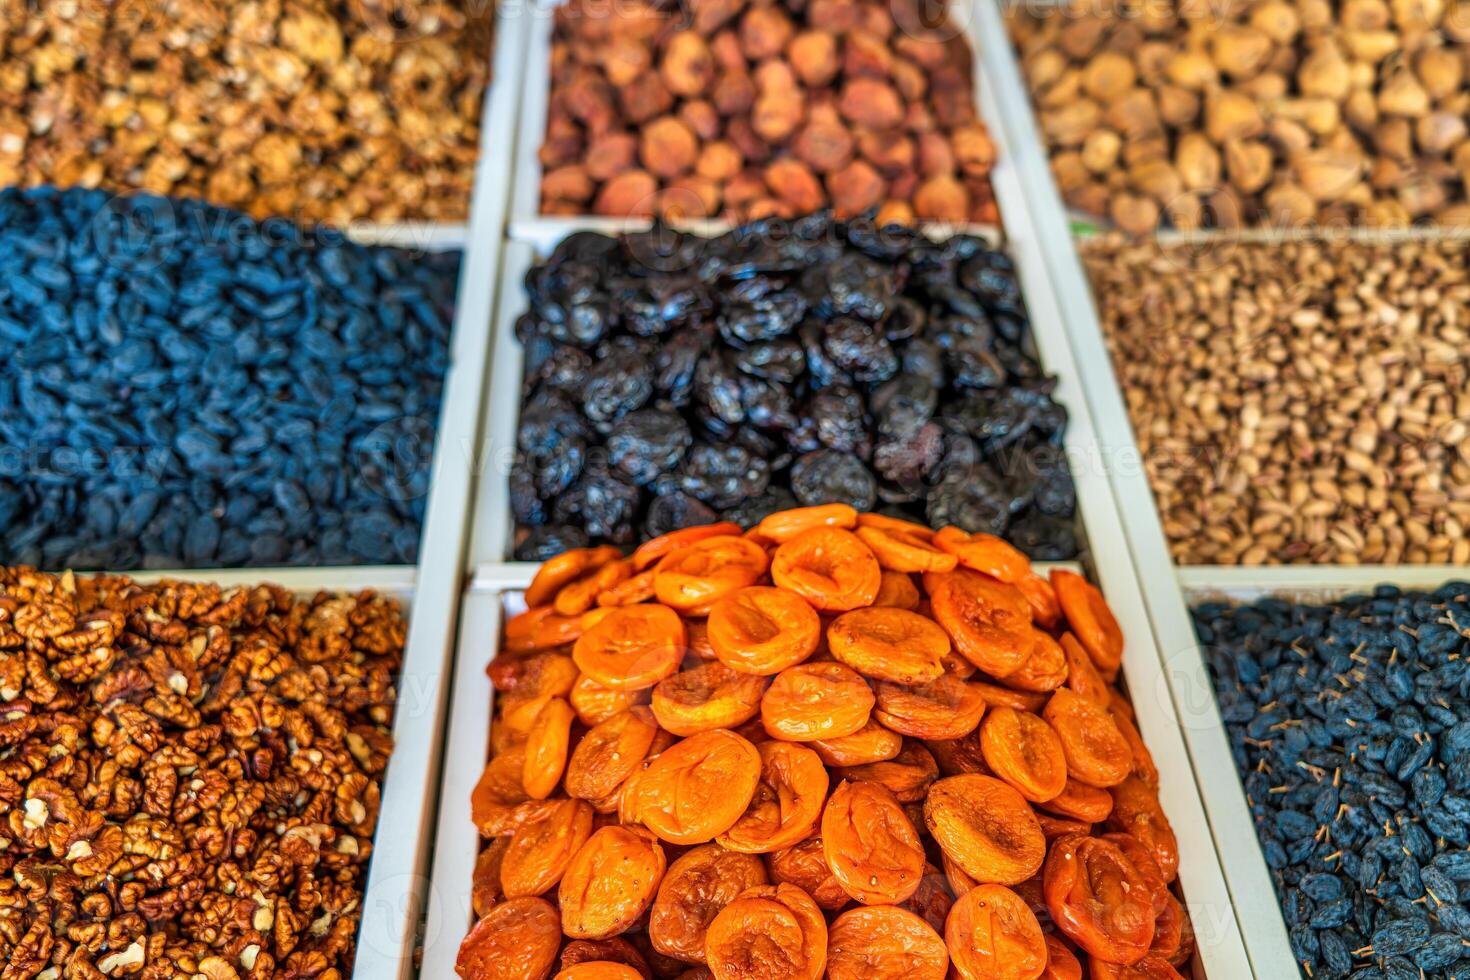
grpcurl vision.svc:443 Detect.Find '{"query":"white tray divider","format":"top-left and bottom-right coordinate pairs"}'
top-left (107, 565), bottom-right (416, 593)
top-left (352, 10), bottom-right (528, 976)
top-left (344, 221), bottom-right (470, 251)
top-left (967, 0), bottom-right (1292, 973)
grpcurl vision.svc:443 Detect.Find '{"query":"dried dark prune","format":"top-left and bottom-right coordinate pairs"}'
top-left (607, 410), bottom-right (691, 485)
top-left (658, 443), bottom-right (770, 510)
top-left (789, 449), bottom-right (876, 511)
top-left (583, 343), bottom-right (655, 428)
top-left (644, 491), bottom-right (719, 538)
top-left (554, 460), bottom-right (642, 544)
top-left (515, 524), bottom-right (590, 561)
top-left (808, 386), bottom-right (869, 455)
top-left (732, 339), bottom-right (806, 382)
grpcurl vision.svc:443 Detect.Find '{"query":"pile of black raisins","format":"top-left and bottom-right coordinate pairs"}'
top-left (0, 187), bottom-right (458, 569)
top-left (1197, 583), bottom-right (1470, 980)
top-left (510, 214), bottom-right (1077, 560)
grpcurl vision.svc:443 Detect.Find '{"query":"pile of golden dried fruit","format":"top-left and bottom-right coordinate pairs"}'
top-left (1010, 0), bottom-right (1470, 232)
top-left (0, 1), bottom-right (490, 224)
top-left (0, 569), bottom-right (405, 977)
top-left (460, 506), bottom-right (1190, 980)
top-left (540, 0), bottom-right (998, 225)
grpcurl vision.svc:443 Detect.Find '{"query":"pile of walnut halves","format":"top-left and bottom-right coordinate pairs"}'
top-left (540, 0), bottom-right (999, 224)
top-left (0, 569), bottom-right (405, 979)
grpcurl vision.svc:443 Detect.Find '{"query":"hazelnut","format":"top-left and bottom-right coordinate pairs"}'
top-left (1206, 90), bottom-right (1265, 142)
top-left (712, 70), bottom-right (757, 116)
top-left (1157, 85), bottom-right (1201, 127)
top-left (829, 160), bottom-right (887, 216)
top-left (640, 116), bottom-right (699, 178)
top-left (1416, 47), bottom-right (1464, 99)
top-left (1211, 26), bottom-right (1273, 78)
top-left (765, 158), bottom-right (825, 212)
top-left (542, 165), bottom-right (594, 204)
top-left (586, 133), bottom-right (639, 181)
top-left (890, 59), bottom-right (928, 103)
top-left (594, 170), bottom-right (658, 217)
top-left (1264, 180), bottom-right (1318, 223)
top-left (741, 5), bottom-right (796, 60)
top-left (793, 119), bottom-right (855, 172)
top-left (680, 100), bottom-right (722, 141)
top-left (914, 174), bottom-right (969, 221)
top-left (859, 131), bottom-right (915, 176)
top-left (952, 125), bottom-right (997, 177)
top-left (1293, 148), bottom-right (1363, 201)
top-left (1081, 130), bottom-right (1123, 174)
top-left (752, 90), bottom-right (805, 143)
top-left (1109, 192), bottom-right (1161, 235)
top-left (839, 78), bottom-right (905, 130)
top-left (1378, 69), bottom-right (1430, 116)
top-left (661, 32), bottom-right (716, 98)
top-left (1225, 139), bottom-right (1275, 193)
top-left (697, 141), bottom-right (744, 181)
top-left (1176, 133), bottom-right (1221, 190)
top-left (710, 30), bottom-right (746, 71)
top-left (918, 131), bottom-right (956, 177)
top-left (844, 31), bottom-right (894, 79)
top-left (789, 31), bottom-right (839, 87)
top-left (1250, 0), bottom-right (1302, 42)
top-left (691, 0), bottom-right (742, 34)
top-left (1082, 52), bottom-right (1137, 101)
top-left (1298, 42), bottom-right (1350, 100)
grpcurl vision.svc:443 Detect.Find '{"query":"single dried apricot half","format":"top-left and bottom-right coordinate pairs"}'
top-left (652, 662), bottom-right (768, 736)
top-left (827, 607), bottom-right (951, 684)
top-left (596, 568), bottom-right (657, 607)
top-left (490, 651), bottom-right (578, 700)
top-left (633, 522), bottom-right (743, 570)
top-left (1043, 689), bottom-right (1133, 789)
top-left (705, 883), bottom-right (828, 980)
top-left (1099, 833), bottom-right (1168, 918)
top-left (522, 697), bottom-right (577, 800)
top-left (766, 836), bottom-right (850, 910)
top-left (630, 729), bottom-right (763, 844)
top-left (650, 843), bottom-right (770, 964)
top-left (569, 672), bottom-right (647, 726)
top-left (505, 606), bottom-right (586, 653)
top-left (526, 545), bottom-right (623, 607)
top-left (925, 567), bottom-right (1033, 677)
top-left (837, 741), bottom-right (939, 803)
top-left (472, 746), bottom-right (530, 836)
top-left (925, 729), bottom-right (990, 777)
top-left (719, 741), bottom-right (829, 853)
top-left (501, 797), bottom-right (595, 897)
top-left (900, 862), bottom-right (958, 934)
top-left (456, 895), bottom-right (562, 980)
top-left (565, 706), bottom-right (659, 802)
top-left (979, 706), bottom-right (1068, 803)
top-left (1043, 834), bottom-right (1156, 966)
top-left (554, 963), bottom-right (644, 980)
top-left (1147, 891), bottom-right (1186, 963)
top-left (969, 680), bottom-right (1048, 713)
top-left (873, 569), bottom-right (921, 610)
top-left (855, 524), bottom-right (958, 574)
top-left (810, 719), bottom-right (904, 766)
top-left (1105, 775), bottom-right (1179, 884)
top-left (924, 774), bottom-right (1045, 886)
top-left (944, 883), bottom-right (1048, 980)
top-left (1059, 633), bottom-right (1110, 706)
top-left (655, 535), bottom-right (770, 611)
top-left (1040, 934), bottom-right (1083, 980)
top-left (771, 527), bottom-right (882, 612)
top-left (756, 503), bottom-right (858, 542)
top-left (933, 527), bottom-right (1031, 584)
top-left (1051, 570), bottom-right (1123, 680)
top-left (1017, 573), bottom-right (1062, 631)
top-left (1000, 629), bottom-right (1068, 693)
top-left (706, 586), bottom-right (821, 675)
top-left (471, 836), bottom-right (508, 917)
top-left (873, 674), bottom-right (986, 740)
top-left (560, 825), bottom-right (667, 939)
top-left (762, 662), bottom-right (875, 741)
top-left (1036, 777), bottom-right (1115, 824)
top-left (572, 604), bottom-right (687, 691)
top-left (821, 780), bottom-right (926, 905)
top-left (826, 905), bottom-right (949, 979)
top-left (557, 938), bottom-right (651, 976)
top-left (556, 559), bottom-right (634, 616)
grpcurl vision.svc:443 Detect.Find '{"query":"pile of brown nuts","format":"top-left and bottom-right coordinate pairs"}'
top-left (540, 0), bottom-right (998, 224)
top-left (1010, 0), bottom-right (1470, 232)
top-left (0, 2), bottom-right (490, 224)
top-left (1085, 234), bottom-right (1470, 565)
top-left (0, 569), bottom-right (405, 976)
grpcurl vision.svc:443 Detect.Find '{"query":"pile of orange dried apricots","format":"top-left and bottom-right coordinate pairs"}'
top-left (459, 505), bottom-right (1191, 980)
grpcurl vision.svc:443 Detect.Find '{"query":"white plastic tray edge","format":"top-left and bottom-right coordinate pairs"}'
top-left (351, 9), bottom-right (528, 976)
top-left (1179, 564), bottom-right (1470, 603)
top-left (968, 0), bottom-right (1289, 974)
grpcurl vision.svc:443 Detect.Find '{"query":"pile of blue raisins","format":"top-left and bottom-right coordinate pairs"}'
top-left (511, 214), bottom-right (1077, 561)
top-left (0, 187), bottom-right (458, 569)
top-left (1197, 583), bottom-right (1470, 980)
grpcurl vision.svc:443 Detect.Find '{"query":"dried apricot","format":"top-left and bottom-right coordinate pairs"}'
top-left (720, 741), bottom-right (829, 853)
top-left (1052, 570), bottom-right (1123, 681)
top-left (826, 905), bottom-right (949, 979)
top-left (707, 587), bottom-right (821, 675)
top-left (926, 567), bottom-right (1033, 677)
top-left (924, 774), bottom-right (1045, 886)
top-left (633, 522), bottom-right (743, 570)
top-left (1001, 630), bottom-right (1068, 693)
top-left (597, 568), bottom-right (658, 607)
top-left (560, 826), bottom-right (667, 939)
top-left (1060, 633), bottom-right (1110, 706)
top-left (944, 883), bottom-right (1047, 980)
top-left (827, 607), bottom-right (950, 684)
top-left (1099, 833), bottom-right (1168, 918)
top-left (472, 836), bottom-right (508, 917)
top-left (502, 798), bottom-right (595, 897)
top-left (705, 883), bottom-right (828, 980)
top-left (810, 719), bottom-right (904, 766)
top-left (630, 729), bottom-right (763, 844)
top-left (1040, 934), bottom-right (1082, 980)
top-left (1017, 573), bottom-right (1062, 631)
top-left (1037, 813), bottom-right (1092, 841)
top-left (490, 651), bottom-right (579, 700)
top-left (1089, 957), bottom-right (1186, 979)
top-left (873, 674), bottom-right (985, 740)
top-left (1105, 776), bottom-right (1179, 884)
top-left (821, 780), bottom-right (926, 905)
top-left (566, 707), bottom-right (659, 802)
top-left (555, 963), bottom-right (644, 980)
top-left (855, 524), bottom-right (958, 573)
top-left (771, 527), bottom-right (882, 612)
top-left (472, 746), bottom-right (531, 836)
top-left (766, 836), bottom-right (851, 910)
top-left (979, 707), bottom-right (1067, 803)
top-left (557, 559), bottom-right (634, 615)
top-left (925, 729), bottom-right (990, 776)
top-left (838, 741), bottom-right (939, 803)
top-left (523, 698), bottom-right (577, 800)
top-left (1036, 778), bottom-right (1115, 824)
top-left (506, 606), bottom-right (587, 653)
top-left (872, 569), bottom-right (921, 610)
top-left (527, 545), bottom-right (622, 607)
top-left (933, 527), bottom-right (1031, 584)
top-left (942, 851), bottom-right (980, 898)
top-left (969, 681), bottom-right (1048, 713)
top-left (650, 844), bottom-right (769, 964)
top-left (457, 898), bottom-right (562, 979)
top-left (755, 503), bottom-right (857, 542)
top-left (1043, 690), bottom-right (1132, 789)
top-left (1043, 835), bottom-right (1155, 966)
top-left (570, 672), bottom-right (647, 726)
top-left (573, 604), bottom-right (687, 691)
top-left (762, 662), bottom-right (874, 741)
top-left (687, 620), bottom-right (717, 660)
top-left (652, 663), bottom-right (767, 735)
top-left (655, 535), bottom-right (770, 611)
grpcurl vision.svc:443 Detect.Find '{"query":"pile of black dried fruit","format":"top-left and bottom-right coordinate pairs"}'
top-left (0, 187), bottom-right (457, 570)
top-left (511, 214), bottom-right (1076, 561)
top-left (1197, 582), bottom-right (1470, 980)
